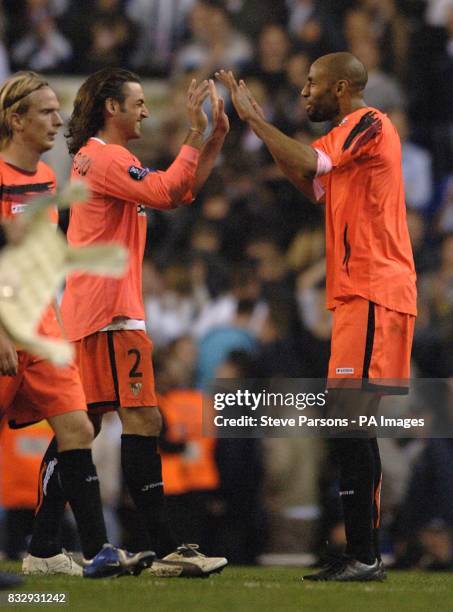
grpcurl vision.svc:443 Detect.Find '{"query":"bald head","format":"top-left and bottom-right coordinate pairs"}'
top-left (302, 52), bottom-right (368, 123)
top-left (314, 52), bottom-right (368, 93)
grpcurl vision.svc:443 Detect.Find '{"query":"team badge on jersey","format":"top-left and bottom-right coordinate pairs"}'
top-left (128, 165), bottom-right (149, 181)
top-left (130, 382), bottom-right (142, 396)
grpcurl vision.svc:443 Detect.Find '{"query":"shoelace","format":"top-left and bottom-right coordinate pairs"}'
top-left (177, 544), bottom-right (205, 558)
top-left (61, 549), bottom-right (80, 569)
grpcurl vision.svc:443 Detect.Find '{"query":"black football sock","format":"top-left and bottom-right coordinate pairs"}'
top-left (333, 438), bottom-right (375, 565)
top-left (121, 434), bottom-right (178, 558)
top-left (57, 449), bottom-right (107, 560)
top-left (370, 437), bottom-right (382, 562)
top-left (28, 437), bottom-right (67, 558)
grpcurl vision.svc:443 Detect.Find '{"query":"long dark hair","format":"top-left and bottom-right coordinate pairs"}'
top-left (66, 67), bottom-right (141, 155)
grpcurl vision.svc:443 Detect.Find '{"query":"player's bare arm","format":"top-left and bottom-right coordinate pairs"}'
top-left (193, 79), bottom-right (229, 195)
top-left (216, 70), bottom-right (318, 201)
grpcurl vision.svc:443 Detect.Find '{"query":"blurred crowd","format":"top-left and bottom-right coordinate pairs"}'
top-left (0, 0), bottom-right (453, 569)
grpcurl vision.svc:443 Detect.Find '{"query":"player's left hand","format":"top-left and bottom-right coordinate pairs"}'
top-left (186, 78), bottom-right (210, 134)
top-left (208, 79), bottom-right (229, 138)
top-left (215, 70), bottom-right (264, 123)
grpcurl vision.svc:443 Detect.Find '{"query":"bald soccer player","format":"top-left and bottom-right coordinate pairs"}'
top-left (217, 53), bottom-right (416, 582)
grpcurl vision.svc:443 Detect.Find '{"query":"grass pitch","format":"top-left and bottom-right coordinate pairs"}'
top-left (1, 562), bottom-right (451, 612)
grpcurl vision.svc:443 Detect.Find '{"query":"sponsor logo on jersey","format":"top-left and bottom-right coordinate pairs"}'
top-left (336, 367), bottom-right (354, 374)
top-left (137, 204), bottom-right (146, 216)
top-left (128, 165), bottom-right (149, 181)
top-left (130, 382), bottom-right (142, 396)
top-left (11, 204), bottom-right (28, 215)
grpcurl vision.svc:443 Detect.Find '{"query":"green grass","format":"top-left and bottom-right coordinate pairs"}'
top-left (1, 562), bottom-right (452, 612)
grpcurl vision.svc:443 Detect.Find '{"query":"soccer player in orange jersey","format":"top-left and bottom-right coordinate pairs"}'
top-left (31, 68), bottom-right (229, 577)
top-left (217, 52), bottom-right (417, 581)
top-left (0, 72), bottom-right (155, 579)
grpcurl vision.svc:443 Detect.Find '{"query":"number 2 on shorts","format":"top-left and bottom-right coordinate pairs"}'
top-left (128, 348), bottom-right (143, 378)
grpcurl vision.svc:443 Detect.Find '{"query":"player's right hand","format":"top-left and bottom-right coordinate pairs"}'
top-left (186, 78), bottom-right (210, 134)
top-left (0, 327), bottom-right (18, 376)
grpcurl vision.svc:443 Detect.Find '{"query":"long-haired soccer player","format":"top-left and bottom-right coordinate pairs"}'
top-left (0, 71), bottom-right (155, 578)
top-left (29, 68), bottom-right (229, 577)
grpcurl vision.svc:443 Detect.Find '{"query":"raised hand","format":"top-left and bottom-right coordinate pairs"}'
top-left (215, 70), bottom-right (264, 122)
top-left (208, 79), bottom-right (229, 138)
top-left (186, 78), bottom-right (211, 134)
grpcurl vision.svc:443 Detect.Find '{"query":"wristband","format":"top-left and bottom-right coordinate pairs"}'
top-left (314, 148), bottom-right (333, 176)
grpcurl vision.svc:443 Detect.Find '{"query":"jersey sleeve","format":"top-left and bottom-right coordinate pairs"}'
top-left (314, 110), bottom-right (383, 171)
top-left (102, 145), bottom-right (199, 209)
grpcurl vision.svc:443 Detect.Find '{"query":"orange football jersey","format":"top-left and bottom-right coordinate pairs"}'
top-left (313, 107), bottom-right (417, 316)
top-left (0, 158), bottom-right (60, 337)
top-left (61, 139), bottom-right (199, 341)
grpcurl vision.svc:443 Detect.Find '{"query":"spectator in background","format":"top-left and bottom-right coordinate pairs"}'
top-left (0, 1), bottom-right (9, 82)
top-left (11, 7), bottom-right (72, 72)
top-left (196, 298), bottom-right (258, 389)
top-left (272, 51), bottom-right (311, 132)
top-left (437, 173), bottom-right (453, 233)
top-left (144, 259), bottom-right (198, 348)
top-left (389, 109), bottom-right (433, 211)
top-left (414, 232), bottom-right (453, 377)
top-left (343, 4), bottom-right (374, 50)
top-left (295, 256), bottom-right (331, 378)
top-left (191, 260), bottom-right (266, 339)
top-left (244, 24), bottom-right (292, 95)
top-left (126, 0), bottom-right (195, 76)
top-left (174, 1), bottom-right (253, 80)
top-left (226, 0), bottom-right (288, 38)
top-left (256, 299), bottom-right (303, 377)
top-left (287, 0), bottom-right (342, 56)
top-left (346, 0), bottom-right (409, 80)
top-left (213, 351), bottom-right (267, 564)
top-left (406, 208), bottom-right (438, 275)
top-left (425, 0), bottom-right (453, 27)
top-left (431, 4), bottom-right (453, 176)
top-left (84, 0), bottom-right (136, 72)
top-left (245, 234), bottom-right (292, 293)
top-left (154, 339), bottom-right (221, 553)
top-left (392, 434), bottom-right (453, 569)
top-left (350, 38), bottom-right (406, 112)
top-left (286, 0), bottom-right (317, 35)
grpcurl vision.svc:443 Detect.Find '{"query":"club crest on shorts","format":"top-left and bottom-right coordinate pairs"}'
top-left (130, 382), bottom-right (142, 396)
